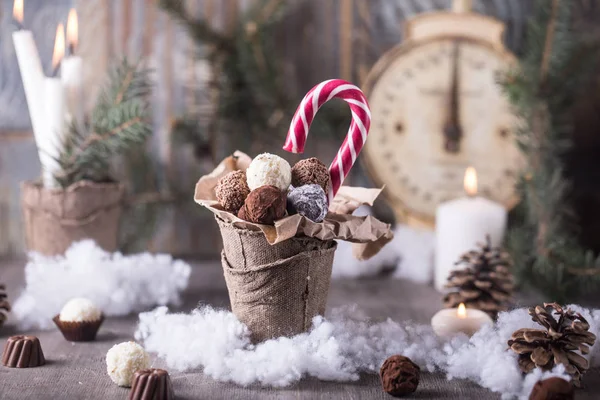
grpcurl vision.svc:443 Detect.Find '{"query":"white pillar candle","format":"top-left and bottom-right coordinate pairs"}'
top-left (41, 77), bottom-right (65, 187)
top-left (62, 8), bottom-right (84, 128)
top-left (36, 24), bottom-right (66, 188)
top-left (434, 167), bottom-right (507, 291)
top-left (12, 0), bottom-right (44, 153)
top-left (61, 56), bottom-right (83, 127)
top-left (431, 303), bottom-right (493, 338)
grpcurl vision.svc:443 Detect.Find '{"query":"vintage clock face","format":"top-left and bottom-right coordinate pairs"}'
top-left (363, 36), bottom-right (523, 226)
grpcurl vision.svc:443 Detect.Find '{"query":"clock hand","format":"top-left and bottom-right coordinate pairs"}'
top-left (443, 41), bottom-right (462, 153)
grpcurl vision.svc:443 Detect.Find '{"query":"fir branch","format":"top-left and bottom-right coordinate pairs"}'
top-left (502, 0), bottom-right (600, 301)
top-left (55, 59), bottom-right (153, 188)
top-left (540, 0), bottom-right (560, 85)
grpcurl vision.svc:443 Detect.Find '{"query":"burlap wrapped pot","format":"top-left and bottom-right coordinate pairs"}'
top-left (21, 180), bottom-right (125, 256)
top-left (217, 216), bottom-right (337, 342)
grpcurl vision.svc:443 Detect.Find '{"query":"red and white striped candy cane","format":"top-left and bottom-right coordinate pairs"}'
top-left (283, 79), bottom-right (371, 202)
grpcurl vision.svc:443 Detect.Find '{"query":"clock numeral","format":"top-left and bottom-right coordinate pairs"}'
top-left (395, 122), bottom-right (404, 134)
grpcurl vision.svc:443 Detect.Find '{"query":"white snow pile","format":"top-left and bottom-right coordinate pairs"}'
top-left (332, 206), bottom-right (434, 282)
top-left (13, 240), bottom-right (191, 330)
top-left (135, 304), bottom-right (600, 398)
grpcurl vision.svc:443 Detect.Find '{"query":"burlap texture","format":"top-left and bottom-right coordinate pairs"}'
top-left (21, 180), bottom-right (124, 256)
top-left (217, 217), bottom-right (336, 342)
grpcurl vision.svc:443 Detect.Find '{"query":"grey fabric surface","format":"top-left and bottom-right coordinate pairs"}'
top-left (1, 260), bottom-right (599, 399)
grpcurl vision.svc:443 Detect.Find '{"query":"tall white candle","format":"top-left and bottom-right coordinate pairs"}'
top-left (41, 77), bottom-right (65, 187)
top-left (434, 167), bottom-right (507, 291)
top-left (37, 24), bottom-right (67, 188)
top-left (62, 8), bottom-right (84, 128)
top-left (11, 0), bottom-right (44, 152)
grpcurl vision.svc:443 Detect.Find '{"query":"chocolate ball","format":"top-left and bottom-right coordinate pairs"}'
top-left (287, 184), bottom-right (328, 222)
top-left (379, 355), bottom-right (420, 397)
top-left (215, 170), bottom-right (250, 213)
top-left (529, 377), bottom-right (574, 400)
top-left (238, 185), bottom-right (286, 225)
top-left (291, 158), bottom-right (330, 193)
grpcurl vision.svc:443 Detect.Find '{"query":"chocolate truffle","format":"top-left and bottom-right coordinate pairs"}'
top-left (291, 157), bottom-right (330, 193)
top-left (129, 368), bottom-right (175, 400)
top-left (246, 153), bottom-right (292, 191)
top-left (287, 184), bottom-right (328, 222)
top-left (215, 170), bottom-right (250, 213)
top-left (54, 297), bottom-right (104, 342)
top-left (529, 377), bottom-right (574, 400)
top-left (238, 185), bottom-right (286, 225)
top-left (106, 341), bottom-right (151, 387)
top-left (379, 355), bottom-right (420, 397)
top-left (2, 335), bottom-right (45, 368)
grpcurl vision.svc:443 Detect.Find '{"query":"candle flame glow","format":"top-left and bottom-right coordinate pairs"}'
top-left (457, 303), bottom-right (467, 319)
top-left (464, 166), bottom-right (477, 196)
top-left (13, 0), bottom-right (24, 23)
top-left (67, 9), bottom-right (78, 52)
top-left (52, 24), bottom-right (65, 71)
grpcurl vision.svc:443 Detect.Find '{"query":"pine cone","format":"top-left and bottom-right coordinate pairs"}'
top-left (508, 303), bottom-right (596, 387)
top-left (0, 284), bottom-right (10, 329)
top-left (443, 235), bottom-right (514, 318)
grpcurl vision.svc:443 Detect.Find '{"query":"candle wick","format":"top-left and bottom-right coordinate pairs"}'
top-left (68, 43), bottom-right (75, 57)
top-left (13, 19), bottom-right (24, 31)
top-left (51, 63), bottom-right (61, 78)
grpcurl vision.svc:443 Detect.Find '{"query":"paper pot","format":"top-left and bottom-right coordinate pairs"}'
top-left (217, 216), bottom-right (337, 342)
top-left (196, 152), bottom-right (393, 342)
top-left (21, 180), bottom-right (125, 256)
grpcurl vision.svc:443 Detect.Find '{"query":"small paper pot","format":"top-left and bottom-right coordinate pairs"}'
top-left (217, 217), bottom-right (337, 342)
top-left (21, 180), bottom-right (125, 256)
top-left (53, 314), bottom-right (105, 342)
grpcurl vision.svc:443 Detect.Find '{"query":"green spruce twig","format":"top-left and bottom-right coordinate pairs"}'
top-left (501, 0), bottom-right (600, 301)
top-left (55, 58), bottom-right (153, 188)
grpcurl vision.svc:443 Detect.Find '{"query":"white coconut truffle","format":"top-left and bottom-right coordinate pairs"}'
top-left (106, 341), bottom-right (151, 387)
top-left (246, 153), bottom-right (292, 191)
top-left (59, 298), bottom-right (102, 322)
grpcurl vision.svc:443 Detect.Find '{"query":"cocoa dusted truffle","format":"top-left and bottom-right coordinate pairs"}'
top-left (379, 355), bottom-right (420, 397)
top-left (238, 185), bottom-right (286, 225)
top-left (287, 184), bottom-right (328, 222)
top-left (215, 170), bottom-right (250, 213)
top-left (529, 377), bottom-right (574, 400)
top-left (129, 368), bottom-right (175, 400)
top-left (291, 157), bottom-right (330, 193)
top-left (2, 335), bottom-right (46, 368)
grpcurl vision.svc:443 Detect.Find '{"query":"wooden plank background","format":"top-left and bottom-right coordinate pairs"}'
top-left (0, 0), bottom-right (531, 257)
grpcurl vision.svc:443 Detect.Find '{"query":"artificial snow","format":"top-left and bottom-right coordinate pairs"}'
top-left (13, 240), bottom-right (191, 329)
top-left (135, 305), bottom-right (600, 398)
top-left (332, 207), bottom-right (434, 282)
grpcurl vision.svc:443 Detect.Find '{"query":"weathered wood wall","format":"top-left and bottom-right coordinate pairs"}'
top-left (0, 0), bottom-right (531, 257)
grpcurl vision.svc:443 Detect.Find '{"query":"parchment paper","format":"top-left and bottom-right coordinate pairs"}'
top-left (194, 151), bottom-right (393, 260)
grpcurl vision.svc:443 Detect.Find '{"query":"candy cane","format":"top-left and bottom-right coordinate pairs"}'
top-left (283, 79), bottom-right (371, 202)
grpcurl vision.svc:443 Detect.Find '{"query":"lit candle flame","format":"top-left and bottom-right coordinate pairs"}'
top-left (13, 0), bottom-right (24, 23)
top-left (52, 24), bottom-right (65, 72)
top-left (464, 166), bottom-right (477, 197)
top-left (66, 8), bottom-right (78, 54)
top-left (457, 303), bottom-right (467, 319)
